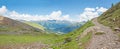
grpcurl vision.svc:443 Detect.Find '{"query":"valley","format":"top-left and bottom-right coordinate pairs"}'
top-left (33, 20), bottom-right (83, 34)
top-left (0, 1), bottom-right (120, 49)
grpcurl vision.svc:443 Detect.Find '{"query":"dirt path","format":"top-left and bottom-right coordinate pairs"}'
top-left (85, 18), bottom-right (120, 49)
top-left (1, 17), bottom-right (120, 49)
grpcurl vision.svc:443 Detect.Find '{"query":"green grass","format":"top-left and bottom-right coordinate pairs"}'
top-left (98, 2), bottom-right (120, 29)
top-left (79, 32), bottom-right (92, 49)
top-left (80, 32), bottom-right (92, 44)
top-left (64, 21), bottom-right (94, 39)
top-left (0, 35), bottom-right (40, 45)
top-left (118, 33), bottom-right (120, 37)
top-left (0, 27), bottom-right (19, 32)
top-left (95, 32), bottom-right (105, 35)
top-left (52, 21), bottom-right (94, 49)
top-left (0, 34), bottom-right (60, 45)
top-left (0, 27), bottom-right (9, 31)
top-left (0, 21), bottom-right (94, 49)
top-left (24, 21), bottom-right (45, 31)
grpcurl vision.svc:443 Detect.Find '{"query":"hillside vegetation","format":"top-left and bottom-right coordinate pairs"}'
top-left (0, 20), bottom-right (94, 49)
top-left (98, 2), bottom-right (120, 29)
top-left (51, 21), bottom-right (94, 49)
top-left (0, 16), bottom-right (44, 34)
top-left (1, 2), bottom-right (120, 49)
top-left (24, 21), bottom-right (45, 31)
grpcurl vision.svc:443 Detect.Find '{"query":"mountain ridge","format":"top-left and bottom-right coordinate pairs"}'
top-left (33, 20), bottom-right (84, 33)
top-left (0, 16), bottom-right (44, 34)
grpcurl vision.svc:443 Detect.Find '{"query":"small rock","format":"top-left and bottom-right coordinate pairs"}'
top-left (108, 42), bottom-right (117, 45)
top-left (101, 46), bottom-right (108, 49)
top-left (27, 47), bottom-right (30, 49)
top-left (48, 48), bottom-right (53, 49)
top-left (20, 47), bottom-right (25, 49)
top-left (79, 43), bottom-right (82, 46)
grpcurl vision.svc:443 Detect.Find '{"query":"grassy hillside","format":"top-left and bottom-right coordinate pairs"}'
top-left (51, 21), bottom-right (94, 49)
top-left (0, 16), bottom-right (44, 34)
top-left (98, 2), bottom-right (120, 29)
top-left (24, 21), bottom-right (45, 31)
top-left (0, 21), bottom-right (94, 49)
top-left (0, 34), bottom-right (59, 45)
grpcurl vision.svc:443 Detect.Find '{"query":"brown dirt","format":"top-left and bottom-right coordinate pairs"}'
top-left (82, 18), bottom-right (120, 49)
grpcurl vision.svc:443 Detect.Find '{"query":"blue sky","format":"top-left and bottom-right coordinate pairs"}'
top-left (0, 0), bottom-right (120, 21)
top-left (0, 0), bottom-right (119, 14)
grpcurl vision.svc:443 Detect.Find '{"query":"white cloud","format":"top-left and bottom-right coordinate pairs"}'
top-left (49, 10), bottom-right (62, 20)
top-left (0, 6), bottom-right (107, 22)
top-left (5, 9), bottom-right (72, 21)
top-left (97, 7), bottom-right (108, 13)
top-left (85, 8), bottom-right (95, 12)
top-left (79, 7), bottom-right (107, 22)
top-left (7, 11), bottom-right (48, 21)
top-left (0, 6), bottom-right (72, 21)
top-left (0, 6), bottom-right (7, 15)
top-left (50, 10), bottom-right (62, 17)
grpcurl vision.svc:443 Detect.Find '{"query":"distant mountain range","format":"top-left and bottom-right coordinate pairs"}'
top-left (0, 15), bottom-right (86, 34)
top-left (31, 20), bottom-right (86, 33)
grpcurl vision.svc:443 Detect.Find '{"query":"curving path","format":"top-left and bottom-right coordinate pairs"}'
top-left (83, 18), bottom-right (120, 49)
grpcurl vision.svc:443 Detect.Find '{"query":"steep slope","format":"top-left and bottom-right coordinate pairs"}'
top-left (55, 2), bottom-right (120, 49)
top-left (98, 2), bottom-right (120, 29)
top-left (24, 21), bottom-right (45, 31)
top-left (0, 16), bottom-right (92, 49)
top-left (85, 2), bottom-right (120, 49)
top-left (51, 21), bottom-right (94, 49)
top-left (0, 16), bottom-right (44, 34)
